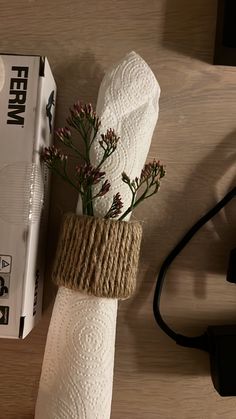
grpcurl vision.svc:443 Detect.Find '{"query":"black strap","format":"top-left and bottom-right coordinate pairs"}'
top-left (153, 186), bottom-right (236, 352)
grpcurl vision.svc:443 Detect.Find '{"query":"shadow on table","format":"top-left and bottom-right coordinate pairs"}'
top-left (162, 0), bottom-right (217, 64)
top-left (125, 130), bottom-right (236, 376)
top-left (42, 51), bottom-right (104, 311)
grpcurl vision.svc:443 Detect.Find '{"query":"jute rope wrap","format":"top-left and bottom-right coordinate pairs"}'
top-left (53, 213), bottom-right (143, 299)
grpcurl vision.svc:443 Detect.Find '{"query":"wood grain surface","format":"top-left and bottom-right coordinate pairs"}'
top-left (1, 0), bottom-right (236, 418)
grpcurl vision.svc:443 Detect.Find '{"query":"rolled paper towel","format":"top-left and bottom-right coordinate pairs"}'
top-left (35, 51), bottom-right (160, 419)
top-left (92, 51), bottom-right (161, 218)
top-left (35, 287), bottom-right (118, 419)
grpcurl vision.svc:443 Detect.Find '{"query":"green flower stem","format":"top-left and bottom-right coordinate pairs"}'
top-left (84, 156), bottom-right (94, 216)
top-left (96, 147), bottom-right (116, 170)
top-left (82, 193), bottom-right (88, 214)
top-left (50, 165), bottom-right (79, 192)
top-left (84, 191), bottom-right (101, 204)
top-left (70, 120), bottom-right (87, 145)
top-left (96, 155), bottom-right (107, 170)
top-left (49, 162), bottom-right (93, 217)
top-left (118, 204), bottom-right (133, 221)
top-left (76, 123), bottom-right (94, 216)
top-left (79, 120), bottom-right (89, 146)
top-left (118, 197), bottom-right (142, 221)
top-left (68, 118), bottom-right (94, 216)
top-left (118, 180), bottom-right (150, 221)
top-left (69, 143), bottom-right (87, 161)
top-left (89, 127), bottom-right (99, 148)
top-left (118, 195), bottom-right (136, 221)
top-left (86, 188), bottom-right (94, 216)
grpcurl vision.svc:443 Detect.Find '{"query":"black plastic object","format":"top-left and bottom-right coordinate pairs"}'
top-left (208, 325), bottom-right (236, 396)
top-left (227, 248), bottom-right (236, 283)
top-left (214, 0), bottom-right (236, 66)
top-left (153, 186), bottom-right (236, 396)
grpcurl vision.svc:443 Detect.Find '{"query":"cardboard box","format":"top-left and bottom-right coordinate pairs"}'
top-left (0, 54), bottom-right (56, 338)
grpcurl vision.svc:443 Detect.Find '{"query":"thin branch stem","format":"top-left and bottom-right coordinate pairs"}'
top-left (50, 164), bottom-right (79, 192)
top-left (69, 143), bottom-right (87, 161)
top-left (89, 127), bottom-right (99, 149)
top-left (118, 180), bottom-right (150, 221)
top-left (96, 146), bottom-right (117, 170)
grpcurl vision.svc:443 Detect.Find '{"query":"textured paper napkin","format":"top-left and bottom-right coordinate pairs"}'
top-left (35, 51), bottom-right (160, 419)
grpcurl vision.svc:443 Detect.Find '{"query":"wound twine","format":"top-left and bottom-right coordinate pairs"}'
top-left (53, 213), bottom-right (142, 299)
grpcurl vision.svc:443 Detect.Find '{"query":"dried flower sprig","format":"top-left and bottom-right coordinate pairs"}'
top-left (105, 193), bottom-right (123, 219)
top-left (76, 164), bottom-right (108, 213)
top-left (56, 127), bottom-right (72, 146)
top-left (42, 100), bottom-right (165, 219)
top-left (67, 101), bottom-right (101, 155)
top-left (98, 129), bottom-right (120, 168)
top-left (42, 146), bottom-right (79, 191)
top-left (96, 179), bottom-right (111, 197)
top-left (56, 127), bottom-right (86, 161)
top-left (68, 102), bottom-right (101, 132)
top-left (119, 160), bottom-right (166, 220)
top-left (76, 164), bottom-right (105, 188)
top-left (43, 145), bottom-right (68, 164)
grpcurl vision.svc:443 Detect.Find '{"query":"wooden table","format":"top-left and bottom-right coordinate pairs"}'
top-left (1, 0), bottom-right (236, 418)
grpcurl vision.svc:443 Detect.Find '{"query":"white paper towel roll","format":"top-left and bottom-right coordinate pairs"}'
top-left (92, 51), bottom-right (160, 218)
top-left (35, 51), bottom-right (160, 419)
top-left (36, 288), bottom-right (117, 419)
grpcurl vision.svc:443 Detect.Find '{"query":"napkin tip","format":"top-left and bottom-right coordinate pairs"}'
top-left (125, 50), bottom-right (161, 93)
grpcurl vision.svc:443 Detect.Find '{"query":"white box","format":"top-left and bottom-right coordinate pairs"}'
top-left (0, 54), bottom-right (56, 338)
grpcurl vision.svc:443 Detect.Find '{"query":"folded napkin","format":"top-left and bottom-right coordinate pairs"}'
top-left (35, 51), bottom-right (160, 419)
top-left (92, 50), bottom-right (160, 219)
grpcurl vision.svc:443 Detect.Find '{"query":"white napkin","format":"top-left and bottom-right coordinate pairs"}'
top-left (35, 51), bottom-right (160, 419)
top-left (92, 51), bottom-right (160, 218)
